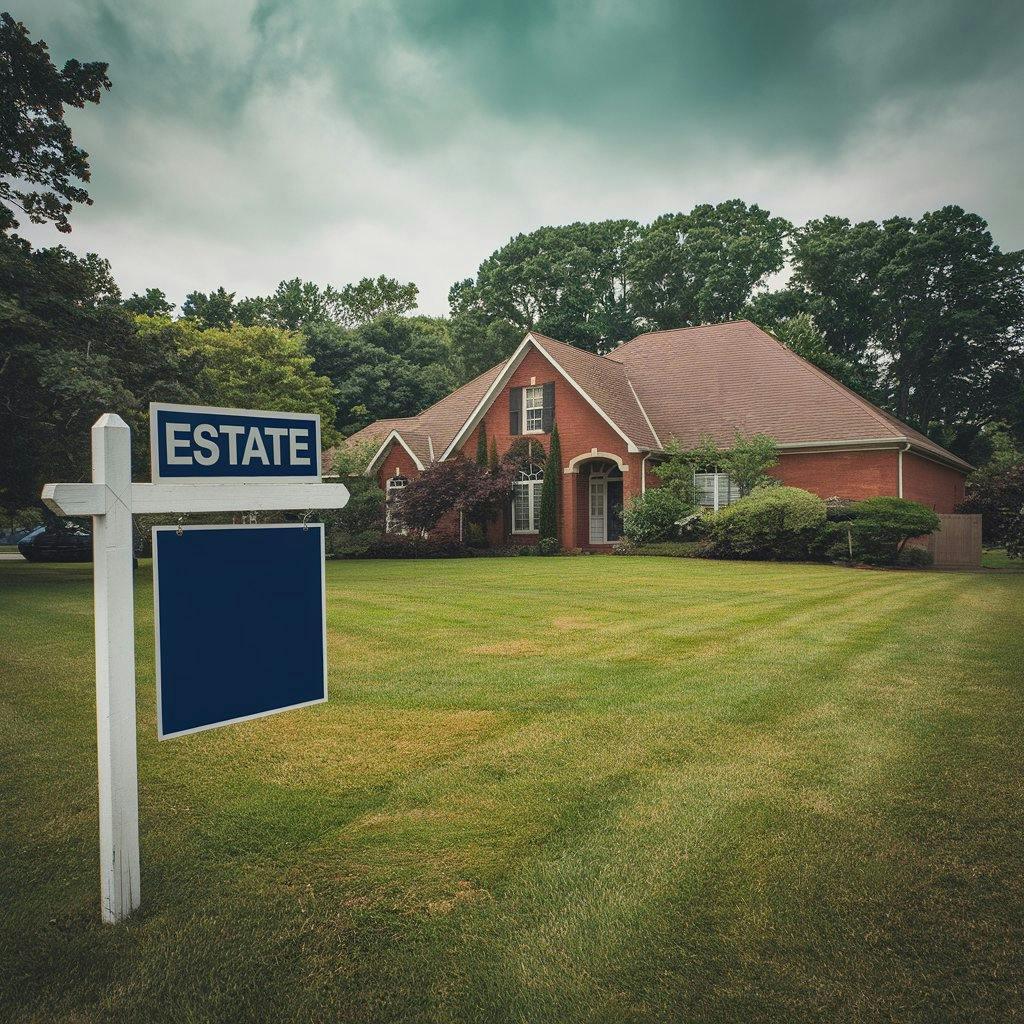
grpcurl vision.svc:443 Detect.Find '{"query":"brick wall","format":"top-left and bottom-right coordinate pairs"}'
top-left (901, 451), bottom-right (966, 512)
top-left (771, 450), bottom-right (899, 501)
top-left (769, 447), bottom-right (965, 512)
top-left (374, 441), bottom-right (420, 491)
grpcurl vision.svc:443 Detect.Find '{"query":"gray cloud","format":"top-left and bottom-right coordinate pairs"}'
top-left (13, 0), bottom-right (1024, 313)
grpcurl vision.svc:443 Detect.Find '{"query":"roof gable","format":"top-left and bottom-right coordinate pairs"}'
top-left (442, 332), bottom-right (659, 459)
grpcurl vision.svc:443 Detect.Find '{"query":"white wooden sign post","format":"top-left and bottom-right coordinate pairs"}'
top-left (43, 408), bottom-right (349, 924)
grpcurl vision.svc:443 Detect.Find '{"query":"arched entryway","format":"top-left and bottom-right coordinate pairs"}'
top-left (584, 460), bottom-right (624, 545)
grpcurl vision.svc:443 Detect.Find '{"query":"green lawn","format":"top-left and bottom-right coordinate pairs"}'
top-left (2, 556), bottom-right (1022, 1023)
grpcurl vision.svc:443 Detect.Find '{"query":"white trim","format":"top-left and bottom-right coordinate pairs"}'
top-left (153, 523), bottom-right (328, 741)
top-left (627, 379), bottom-right (662, 449)
top-left (775, 436), bottom-right (968, 472)
top-left (441, 332), bottom-right (641, 459)
top-left (641, 454), bottom-right (648, 495)
top-left (441, 335), bottom-right (533, 460)
top-left (898, 444), bottom-right (906, 498)
top-left (563, 451), bottom-right (629, 474)
top-left (149, 402), bottom-right (321, 484)
top-left (523, 383), bottom-right (545, 434)
top-left (365, 430), bottom-right (425, 475)
top-left (527, 335), bottom-right (639, 452)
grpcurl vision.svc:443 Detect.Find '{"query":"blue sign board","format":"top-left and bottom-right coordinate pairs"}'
top-left (150, 402), bottom-right (321, 482)
top-left (153, 524), bottom-right (327, 739)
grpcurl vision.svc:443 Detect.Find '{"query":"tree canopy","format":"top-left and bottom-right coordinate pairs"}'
top-left (0, 13), bottom-right (110, 233)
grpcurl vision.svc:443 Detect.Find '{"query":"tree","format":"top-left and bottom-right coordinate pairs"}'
top-left (169, 322), bottom-right (339, 445)
top-left (181, 286), bottom-right (236, 329)
top-left (304, 315), bottom-right (456, 436)
top-left (449, 219), bottom-right (641, 358)
top-left (399, 456), bottom-right (516, 537)
top-left (0, 238), bottom-right (200, 509)
top-left (475, 427), bottom-right (488, 466)
top-left (958, 439), bottom-right (1024, 555)
top-left (122, 287), bottom-right (174, 317)
top-left (789, 207), bottom-right (1024, 456)
top-left (336, 276), bottom-right (418, 326)
top-left (538, 422), bottom-right (561, 543)
top-left (488, 436), bottom-right (499, 471)
top-left (626, 200), bottom-right (791, 330)
top-left (722, 433), bottom-right (779, 496)
top-left (654, 432), bottom-right (777, 503)
top-left (0, 13), bottom-right (111, 233)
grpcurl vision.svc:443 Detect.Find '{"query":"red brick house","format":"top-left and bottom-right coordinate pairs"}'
top-left (344, 320), bottom-right (970, 549)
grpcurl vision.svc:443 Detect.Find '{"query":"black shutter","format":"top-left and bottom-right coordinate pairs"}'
top-left (509, 387), bottom-right (522, 435)
top-left (542, 382), bottom-right (555, 433)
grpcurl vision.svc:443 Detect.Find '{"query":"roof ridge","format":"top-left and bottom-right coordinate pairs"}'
top-left (613, 319), bottom-right (754, 354)
top-left (527, 331), bottom-right (624, 366)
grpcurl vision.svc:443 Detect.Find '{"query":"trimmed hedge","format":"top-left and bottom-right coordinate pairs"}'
top-left (709, 486), bottom-right (826, 560)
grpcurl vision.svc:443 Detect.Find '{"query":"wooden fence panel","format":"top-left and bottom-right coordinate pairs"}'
top-left (921, 513), bottom-right (982, 568)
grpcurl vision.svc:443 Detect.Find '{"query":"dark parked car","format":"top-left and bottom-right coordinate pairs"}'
top-left (18, 523), bottom-right (93, 562)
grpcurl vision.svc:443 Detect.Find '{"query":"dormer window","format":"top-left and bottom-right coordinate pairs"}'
top-left (509, 383), bottom-right (554, 435)
top-left (524, 386), bottom-right (544, 433)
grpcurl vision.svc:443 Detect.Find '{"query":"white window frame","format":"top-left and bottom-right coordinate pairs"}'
top-left (512, 463), bottom-right (544, 534)
top-left (523, 385), bottom-right (544, 434)
top-left (694, 469), bottom-right (740, 512)
top-left (385, 474), bottom-right (408, 533)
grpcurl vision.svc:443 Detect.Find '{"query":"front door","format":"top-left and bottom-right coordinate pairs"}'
top-left (606, 478), bottom-right (623, 542)
top-left (589, 477), bottom-right (606, 544)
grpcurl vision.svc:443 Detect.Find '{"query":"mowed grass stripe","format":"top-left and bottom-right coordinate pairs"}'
top-left (1, 557), bottom-right (1022, 1023)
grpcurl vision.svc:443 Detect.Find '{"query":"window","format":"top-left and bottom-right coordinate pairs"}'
top-left (385, 475), bottom-right (408, 533)
top-left (512, 463), bottom-right (544, 533)
top-left (523, 386), bottom-right (544, 433)
top-left (694, 470), bottom-right (740, 512)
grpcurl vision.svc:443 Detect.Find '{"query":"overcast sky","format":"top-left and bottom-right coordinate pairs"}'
top-left (13, 1), bottom-right (1024, 315)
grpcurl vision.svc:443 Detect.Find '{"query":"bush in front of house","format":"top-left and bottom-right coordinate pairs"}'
top-left (622, 488), bottom-right (692, 544)
top-left (709, 485), bottom-right (826, 560)
top-left (613, 540), bottom-right (702, 557)
top-left (844, 496), bottom-right (941, 566)
top-left (348, 534), bottom-right (473, 559)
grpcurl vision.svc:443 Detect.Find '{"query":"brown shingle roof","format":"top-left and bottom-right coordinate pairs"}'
top-left (342, 320), bottom-right (969, 474)
top-left (608, 321), bottom-right (970, 470)
top-left (341, 363), bottom-right (505, 466)
top-left (528, 333), bottom-right (661, 450)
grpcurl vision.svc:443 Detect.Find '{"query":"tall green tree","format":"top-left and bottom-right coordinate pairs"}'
top-left (122, 287), bottom-right (174, 317)
top-left (336, 276), bottom-right (418, 326)
top-left (626, 200), bottom-right (791, 330)
top-left (303, 314), bottom-right (457, 436)
top-left (538, 423), bottom-right (562, 543)
top-left (789, 207), bottom-right (1024, 455)
top-left (154, 319), bottom-right (339, 446)
top-left (450, 219), bottom-right (641, 360)
top-left (181, 286), bottom-right (236, 329)
top-left (0, 238), bottom-right (200, 509)
top-left (0, 13), bottom-right (110, 234)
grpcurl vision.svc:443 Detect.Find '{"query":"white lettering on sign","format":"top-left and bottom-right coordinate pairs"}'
top-left (163, 422), bottom-right (313, 469)
top-left (165, 423), bottom-right (192, 465)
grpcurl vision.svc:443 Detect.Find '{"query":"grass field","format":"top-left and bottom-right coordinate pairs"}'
top-left (2, 556), bottom-right (1023, 1023)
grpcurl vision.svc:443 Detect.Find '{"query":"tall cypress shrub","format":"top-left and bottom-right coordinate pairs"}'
top-left (488, 436), bottom-right (499, 471)
top-left (475, 427), bottom-right (488, 466)
top-left (538, 422), bottom-right (561, 545)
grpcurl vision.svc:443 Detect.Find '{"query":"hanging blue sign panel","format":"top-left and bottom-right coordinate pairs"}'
top-left (153, 524), bottom-right (327, 739)
top-left (150, 402), bottom-right (321, 482)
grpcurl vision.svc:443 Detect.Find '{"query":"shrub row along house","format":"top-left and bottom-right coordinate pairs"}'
top-left (343, 321), bottom-right (970, 549)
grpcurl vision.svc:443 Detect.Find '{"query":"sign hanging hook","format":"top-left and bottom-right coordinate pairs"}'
top-left (175, 515), bottom-right (186, 538)
top-left (301, 509), bottom-right (314, 532)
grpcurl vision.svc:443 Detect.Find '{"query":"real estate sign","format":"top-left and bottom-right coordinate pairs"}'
top-left (42, 404), bottom-right (349, 924)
